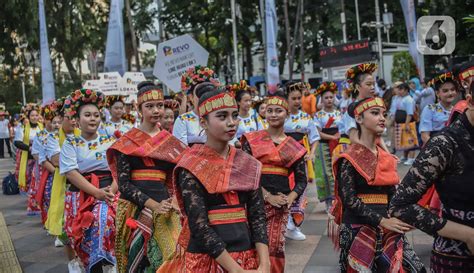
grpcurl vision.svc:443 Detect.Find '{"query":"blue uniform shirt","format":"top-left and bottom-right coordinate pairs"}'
top-left (419, 103), bottom-right (451, 133)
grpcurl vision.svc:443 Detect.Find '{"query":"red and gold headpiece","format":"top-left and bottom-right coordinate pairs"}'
top-left (353, 97), bottom-right (386, 117)
top-left (137, 89), bottom-right (164, 105)
top-left (198, 92), bottom-right (237, 117)
top-left (265, 96), bottom-right (288, 111)
top-left (315, 81), bottom-right (338, 97)
top-left (105, 95), bottom-right (125, 108)
top-left (346, 63), bottom-right (378, 90)
top-left (429, 72), bottom-right (456, 89)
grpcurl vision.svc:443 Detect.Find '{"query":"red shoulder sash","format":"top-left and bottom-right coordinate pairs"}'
top-left (242, 130), bottom-right (306, 168)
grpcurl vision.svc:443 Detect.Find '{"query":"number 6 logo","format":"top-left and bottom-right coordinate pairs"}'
top-left (417, 16), bottom-right (455, 55)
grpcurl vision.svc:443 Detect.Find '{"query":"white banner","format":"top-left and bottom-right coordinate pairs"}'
top-left (120, 72), bottom-right (146, 94)
top-left (83, 71), bottom-right (146, 96)
top-left (39, 0), bottom-right (55, 105)
top-left (153, 34), bottom-right (209, 92)
top-left (265, 0), bottom-right (280, 94)
top-left (400, 0), bottom-right (425, 79)
top-left (104, 0), bottom-right (127, 75)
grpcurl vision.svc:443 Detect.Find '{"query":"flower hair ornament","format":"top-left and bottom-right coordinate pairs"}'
top-left (181, 65), bottom-right (220, 94)
top-left (21, 103), bottom-right (41, 116)
top-left (62, 89), bottom-right (105, 118)
top-left (227, 80), bottom-right (251, 97)
top-left (429, 72), bottom-right (456, 89)
top-left (41, 99), bottom-right (64, 121)
top-left (315, 81), bottom-right (338, 97)
top-left (345, 63), bottom-right (378, 88)
top-left (105, 95), bottom-right (126, 108)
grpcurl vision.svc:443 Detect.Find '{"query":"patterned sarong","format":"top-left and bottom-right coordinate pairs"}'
top-left (314, 142), bottom-right (335, 202)
top-left (394, 122), bottom-right (419, 151)
top-left (265, 203), bottom-right (289, 273)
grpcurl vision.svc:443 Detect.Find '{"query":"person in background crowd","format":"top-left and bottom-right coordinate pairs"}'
top-left (389, 82), bottom-right (419, 165)
top-left (375, 78), bottom-right (387, 97)
top-left (301, 82), bottom-right (317, 116)
top-left (331, 97), bottom-right (425, 273)
top-left (313, 82), bottom-right (342, 213)
top-left (231, 80), bottom-right (258, 140)
top-left (283, 81), bottom-right (320, 241)
top-left (14, 103), bottom-right (43, 215)
top-left (60, 89), bottom-right (117, 273)
top-left (418, 77), bottom-right (436, 113)
top-left (124, 98), bottom-right (140, 128)
top-left (389, 81), bottom-right (474, 273)
top-left (419, 72), bottom-right (458, 145)
top-left (101, 95), bottom-right (133, 137)
top-left (173, 65), bottom-right (220, 146)
top-left (254, 99), bottom-right (268, 130)
top-left (173, 83), bottom-right (270, 272)
top-left (338, 87), bottom-right (352, 115)
top-left (107, 82), bottom-right (187, 273)
top-left (408, 77), bottom-right (422, 101)
top-left (162, 97), bottom-right (179, 133)
top-left (0, 108), bottom-right (12, 158)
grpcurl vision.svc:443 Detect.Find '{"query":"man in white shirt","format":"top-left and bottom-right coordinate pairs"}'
top-left (0, 111), bottom-right (12, 158)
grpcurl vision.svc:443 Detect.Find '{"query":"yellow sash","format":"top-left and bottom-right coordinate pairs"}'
top-left (303, 135), bottom-right (315, 180)
top-left (45, 127), bottom-right (80, 235)
top-left (18, 122), bottom-right (43, 191)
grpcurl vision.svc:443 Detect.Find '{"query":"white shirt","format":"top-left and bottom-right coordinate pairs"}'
top-left (0, 119), bottom-right (9, 139)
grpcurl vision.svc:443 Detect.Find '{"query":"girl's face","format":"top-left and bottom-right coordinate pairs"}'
top-left (356, 106), bottom-right (386, 135)
top-left (409, 81), bottom-right (416, 91)
top-left (322, 91), bottom-right (334, 108)
top-left (398, 87), bottom-right (409, 96)
top-left (140, 100), bottom-right (164, 125)
top-left (77, 104), bottom-right (101, 134)
top-left (162, 108), bottom-right (175, 131)
top-left (357, 74), bottom-right (376, 99)
top-left (258, 103), bottom-right (267, 118)
top-left (437, 82), bottom-right (457, 105)
top-left (201, 108), bottom-right (239, 143)
top-left (238, 93), bottom-right (252, 113)
top-left (288, 91), bottom-right (302, 111)
top-left (110, 101), bottom-right (124, 119)
top-left (62, 115), bottom-right (76, 134)
top-left (265, 105), bottom-right (287, 128)
top-left (29, 110), bottom-right (39, 124)
top-left (51, 116), bottom-right (62, 131)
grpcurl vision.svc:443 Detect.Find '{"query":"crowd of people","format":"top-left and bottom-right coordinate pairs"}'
top-left (2, 61), bottom-right (474, 273)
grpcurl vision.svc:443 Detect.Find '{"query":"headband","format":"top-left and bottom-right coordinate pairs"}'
top-left (429, 72), bottom-right (456, 88)
top-left (353, 97), bottom-right (386, 117)
top-left (137, 89), bottom-right (164, 105)
top-left (458, 67), bottom-right (474, 82)
top-left (198, 92), bottom-right (237, 117)
top-left (265, 96), bottom-right (288, 111)
top-left (315, 81), bottom-right (338, 97)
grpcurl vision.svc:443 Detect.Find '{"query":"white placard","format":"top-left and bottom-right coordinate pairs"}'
top-left (153, 34), bottom-right (209, 92)
top-left (120, 72), bottom-right (146, 95)
top-left (97, 72), bottom-right (122, 95)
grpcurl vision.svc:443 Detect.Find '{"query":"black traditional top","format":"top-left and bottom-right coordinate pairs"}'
top-left (177, 168), bottom-right (268, 259)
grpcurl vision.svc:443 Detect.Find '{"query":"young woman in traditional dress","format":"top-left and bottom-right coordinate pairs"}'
top-left (283, 81), bottom-right (320, 241)
top-left (31, 101), bottom-right (62, 225)
top-left (241, 91), bottom-right (307, 273)
top-left (173, 65), bottom-right (220, 146)
top-left (331, 97), bottom-right (425, 272)
top-left (107, 82), bottom-right (187, 273)
top-left (173, 82), bottom-right (270, 272)
top-left (254, 99), bottom-right (268, 130)
top-left (389, 80), bottom-right (474, 273)
top-left (231, 80), bottom-right (259, 140)
top-left (59, 89), bottom-right (118, 273)
top-left (313, 82), bottom-right (342, 212)
top-left (101, 95), bottom-right (133, 137)
top-left (14, 103), bottom-right (43, 215)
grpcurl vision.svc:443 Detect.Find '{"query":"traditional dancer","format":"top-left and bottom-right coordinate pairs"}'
top-left (59, 89), bottom-right (117, 273)
top-left (101, 95), bottom-right (133, 137)
top-left (230, 80), bottom-right (258, 140)
top-left (31, 101), bottom-right (62, 225)
top-left (389, 82), bottom-right (419, 165)
top-left (173, 65), bottom-right (220, 146)
top-left (107, 82), bottom-right (187, 273)
top-left (331, 97), bottom-right (425, 272)
top-left (242, 91), bottom-right (307, 273)
top-left (254, 98), bottom-right (268, 130)
top-left (313, 82), bottom-right (342, 212)
top-left (283, 81), bottom-right (320, 241)
top-left (419, 72), bottom-right (457, 144)
top-left (173, 82), bottom-right (270, 272)
top-left (14, 103), bottom-right (43, 215)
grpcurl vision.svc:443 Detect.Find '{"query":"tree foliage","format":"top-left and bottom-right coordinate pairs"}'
top-left (391, 51), bottom-right (417, 82)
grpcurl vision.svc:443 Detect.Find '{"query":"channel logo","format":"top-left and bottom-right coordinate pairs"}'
top-left (417, 16), bottom-right (455, 55)
top-left (163, 46), bottom-right (172, 56)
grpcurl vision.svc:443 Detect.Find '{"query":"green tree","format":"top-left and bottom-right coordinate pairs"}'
top-left (391, 51), bottom-right (417, 82)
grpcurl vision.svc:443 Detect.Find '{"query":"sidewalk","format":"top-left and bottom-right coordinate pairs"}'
top-left (0, 157), bottom-right (433, 273)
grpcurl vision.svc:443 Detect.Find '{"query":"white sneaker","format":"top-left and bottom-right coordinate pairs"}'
top-left (285, 228), bottom-right (306, 241)
top-left (404, 158), bottom-right (415, 166)
top-left (68, 259), bottom-right (82, 273)
top-left (55, 237), bottom-right (64, 247)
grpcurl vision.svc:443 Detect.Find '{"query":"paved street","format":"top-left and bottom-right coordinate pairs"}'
top-left (0, 155), bottom-right (434, 273)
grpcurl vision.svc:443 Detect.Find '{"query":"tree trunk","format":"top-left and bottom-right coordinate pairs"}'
top-left (63, 55), bottom-right (80, 84)
top-left (299, 0), bottom-right (305, 81)
top-left (242, 34), bottom-right (253, 78)
top-left (125, 0), bottom-right (140, 71)
top-left (290, 0), bottom-right (301, 79)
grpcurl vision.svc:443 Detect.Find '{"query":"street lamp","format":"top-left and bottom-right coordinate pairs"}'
top-left (19, 73), bottom-right (26, 105)
top-left (383, 3), bottom-right (393, 43)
